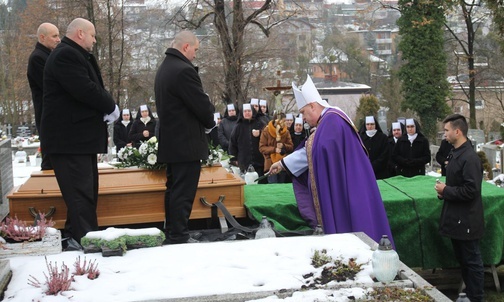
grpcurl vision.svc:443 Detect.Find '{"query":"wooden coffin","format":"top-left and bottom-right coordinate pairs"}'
top-left (7, 166), bottom-right (245, 229)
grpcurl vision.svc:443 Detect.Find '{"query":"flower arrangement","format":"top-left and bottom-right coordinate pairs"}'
top-left (0, 214), bottom-right (55, 242)
top-left (116, 136), bottom-right (166, 170)
top-left (202, 144), bottom-right (229, 167)
top-left (28, 135), bottom-right (40, 144)
top-left (13, 137), bottom-right (25, 146)
top-left (116, 138), bottom-right (229, 170)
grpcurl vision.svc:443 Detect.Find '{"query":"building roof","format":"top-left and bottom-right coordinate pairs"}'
top-left (313, 79), bottom-right (371, 94)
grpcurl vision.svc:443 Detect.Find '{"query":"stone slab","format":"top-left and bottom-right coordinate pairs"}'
top-left (132, 232), bottom-right (452, 302)
top-left (0, 229), bottom-right (61, 259)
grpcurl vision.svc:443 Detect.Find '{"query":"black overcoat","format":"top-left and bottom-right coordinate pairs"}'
top-left (217, 116), bottom-right (238, 152)
top-left (154, 48), bottom-right (215, 163)
top-left (360, 131), bottom-right (390, 179)
top-left (392, 133), bottom-right (430, 177)
top-left (41, 37), bottom-right (116, 154)
top-left (27, 42), bottom-right (51, 133)
top-left (436, 139), bottom-right (453, 176)
top-left (113, 121), bottom-right (132, 152)
top-left (128, 118), bottom-right (156, 148)
top-left (439, 140), bottom-right (484, 240)
top-left (228, 117), bottom-right (266, 172)
top-left (386, 136), bottom-right (398, 177)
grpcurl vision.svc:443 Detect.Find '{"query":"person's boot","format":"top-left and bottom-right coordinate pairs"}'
top-left (62, 237), bottom-right (83, 251)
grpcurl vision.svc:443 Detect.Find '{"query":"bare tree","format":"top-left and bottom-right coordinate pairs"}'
top-left (170, 0), bottom-right (299, 106)
top-left (443, 0), bottom-right (491, 129)
top-left (95, 0), bottom-right (126, 104)
top-left (0, 0), bottom-right (60, 128)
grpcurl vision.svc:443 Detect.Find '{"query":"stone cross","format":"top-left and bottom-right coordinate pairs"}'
top-left (6, 124), bottom-right (12, 138)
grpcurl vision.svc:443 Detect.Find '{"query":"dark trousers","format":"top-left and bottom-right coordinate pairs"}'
top-left (38, 134), bottom-right (52, 170)
top-left (40, 152), bottom-right (52, 170)
top-left (451, 238), bottom-right (485, 302)
top-left (268, 170), bottom-right (287, 183)
top-left (50, 154), bottom-right (99, 242)
top-left (164, 161), bottom-right (201, 243)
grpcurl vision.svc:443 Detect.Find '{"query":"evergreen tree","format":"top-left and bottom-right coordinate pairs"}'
top-left (397, 0), bottom-right (450, 141)
top-left (355, 94), bottom-right (380, 125)
top-left (484, 0), bottom-right (504, 42)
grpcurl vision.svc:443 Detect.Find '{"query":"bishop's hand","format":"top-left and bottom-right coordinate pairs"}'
top-left (269, 161), bottom-right (283, 175)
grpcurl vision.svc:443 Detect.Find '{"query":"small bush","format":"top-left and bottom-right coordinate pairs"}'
top-left (28, 256), bottom-right (73, 295)
top-left (311, 249), bottom-right (333, 268)
top-left (102, 237), bottom-right (127, 251)
top-left (303, 254), bottom-right (366, 289)
top-left (362, 287), bottom-right (434, 301)
top-left (0, 214), bottom-right (55, 242)
top-left (80, 237), bottom-right (103, 248)
top-left (74, 256), bottom-right (100, 280)
top-left (124, 233), bottom-right (165, 249)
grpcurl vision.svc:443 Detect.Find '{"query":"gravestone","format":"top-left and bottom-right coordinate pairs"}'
top-left (378, 109), bottom-right (388, 135)
top-left (6, 124), bottom-right (12, 138)
top-left (0, 230), bottom-right (61, 258)
top-left (0, 140), bottom-right (12, 220)
top-left (481, 143), bottom-right (503, 174)
top-left (467, 129), bottom-right (485, 145)
top-left (488, 132), bottom-right (502, 141)
top-left (15, 125), bottom-right (31, 138)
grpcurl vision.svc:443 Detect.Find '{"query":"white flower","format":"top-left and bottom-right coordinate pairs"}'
top-left (115, 136), bottom-right (165, 170)
top-left (117, 147), bottom-right (126, 160)
top-left (138, 143), bottom-right (148, 155)
top-left (147, 154), bottom-right (157, 165)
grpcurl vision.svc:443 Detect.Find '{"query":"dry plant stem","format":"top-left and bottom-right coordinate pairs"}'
top-left (28, 256), bottom-right (73, 295)
top-left (0, 213), bottom-right (55, 242)
top-left (74, 256), bottom-right (100, 280)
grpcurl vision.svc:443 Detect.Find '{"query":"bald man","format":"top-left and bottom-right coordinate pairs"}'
top-left (41, 18), bottom-right (119, 250)
top-left (27, 22), bottom-right (60, 170)
top-left (155, 31), bottom-right (215, 244)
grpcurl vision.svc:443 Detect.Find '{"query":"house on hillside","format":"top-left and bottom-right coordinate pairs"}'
top-left (281, 75), bottom-right (371, 120)
top-left (309, 47), bottom-right (387, 82)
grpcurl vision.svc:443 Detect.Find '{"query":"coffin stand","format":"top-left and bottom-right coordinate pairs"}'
top-left (7, 166), bottom-right (245, 229)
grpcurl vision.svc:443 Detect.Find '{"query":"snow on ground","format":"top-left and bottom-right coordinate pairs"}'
top-left (7, 160), bottom-right (381, 302)
top-left (11, 160), bottom-right (113, 187)
top-left (11, 161), bottom-right (40, 187)
top-left (2, 233), bottom-right (377, 302)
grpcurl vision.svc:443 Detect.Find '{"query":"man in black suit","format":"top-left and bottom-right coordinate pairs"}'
top-left (155, 31), bottom-right (216, 244)
top-left (41, 18), bottom-right (119, 250)
top-left (27, 22), bottom-right (60, 170)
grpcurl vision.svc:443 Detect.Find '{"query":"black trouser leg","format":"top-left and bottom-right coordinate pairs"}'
top-left (451, 238), bottom-right (485, 302)
top-left (50, 154), bottom-right (99, 243)
top-left (38, 135), bottom-right (52, 170)
top-left (164, 161), bottom-right (201, 243)
top-left (40, 152), bottom-right (52, 170)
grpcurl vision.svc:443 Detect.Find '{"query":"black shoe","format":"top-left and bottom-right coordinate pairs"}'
top-left (190, 232), bottom-right (203, 240)
top-left (62, 237), bottom-right (83, 251)
top-left (164, 237), bottom-right (200, 245)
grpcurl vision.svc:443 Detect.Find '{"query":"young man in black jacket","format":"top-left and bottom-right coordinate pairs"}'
top-left (435, 114), bottom-right (484, 302)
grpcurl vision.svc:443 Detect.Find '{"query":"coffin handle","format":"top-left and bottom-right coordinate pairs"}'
top-left (28, 206), bottom-right (56, 219)
top-left (200, 195), bottom-right (225, 207)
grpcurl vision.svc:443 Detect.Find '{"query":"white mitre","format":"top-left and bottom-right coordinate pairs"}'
top-left (292, 75), bottom-right (330, 110)
top-left (292, 75), bottom-right (355, 125)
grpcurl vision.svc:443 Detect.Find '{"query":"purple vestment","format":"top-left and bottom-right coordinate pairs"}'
top-left (291, 108), bottom-right (394, 245)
